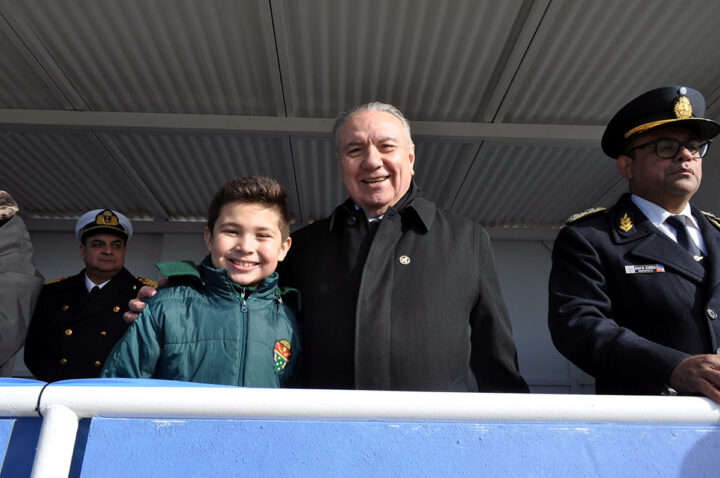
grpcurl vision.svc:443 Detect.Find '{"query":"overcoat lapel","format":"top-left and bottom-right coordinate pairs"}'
top-left (610, 195), bottom-right (705, 283)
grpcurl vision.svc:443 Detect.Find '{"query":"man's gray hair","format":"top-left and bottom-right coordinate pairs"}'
top-left (332, 102), bottom-right (413, 152)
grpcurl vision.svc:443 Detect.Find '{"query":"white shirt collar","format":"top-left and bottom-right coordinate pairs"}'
top-left (630, 194), bottom-right (698, 229)
top-left (84, 274), bottom-right (110, 292)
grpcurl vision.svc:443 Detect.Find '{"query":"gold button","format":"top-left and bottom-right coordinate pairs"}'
top-left (113, 306), bottom-right (120, 313)
top-left (133, 285), bottom-right (137, 290)
top-left (59, 358), bottom-right (68, 365)
top-left (94, 361), bottom-right (102, 367)
top-left (62, 305), bottom-right (69, 311)
top-left (64, 329), bottom-right (72, 336)
top-left (100, 331), bottom-right (107, 336)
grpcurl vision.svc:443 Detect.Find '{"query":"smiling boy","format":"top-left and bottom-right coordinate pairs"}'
top-left (101, 176), bottom-right (301, 387)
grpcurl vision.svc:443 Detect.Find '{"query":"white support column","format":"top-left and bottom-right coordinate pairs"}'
top-left (31, 404), bottom-right (79, 478)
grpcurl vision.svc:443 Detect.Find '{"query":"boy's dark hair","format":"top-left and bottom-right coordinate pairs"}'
top-left (207, 176), bottom-right (291, 238)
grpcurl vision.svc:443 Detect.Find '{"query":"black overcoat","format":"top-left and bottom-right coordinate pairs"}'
top-left (24, 267), bottom-right (145, 382)
top-left (281, 191), bottom-right (527, 392)
top-left (548, 193), bottom-right (720, 395)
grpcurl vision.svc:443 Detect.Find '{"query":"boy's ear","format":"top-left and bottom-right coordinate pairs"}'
top-left (203, 227), bottom-right (213, 252)
top-left (277, 236), bottom-right (292, 262)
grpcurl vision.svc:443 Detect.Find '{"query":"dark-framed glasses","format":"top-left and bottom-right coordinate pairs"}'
top-left (625, 138), bottom-right (711, 159)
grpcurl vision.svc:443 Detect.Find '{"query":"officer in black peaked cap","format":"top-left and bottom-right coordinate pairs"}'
top-left (549, 86), bottom-right (720, 401)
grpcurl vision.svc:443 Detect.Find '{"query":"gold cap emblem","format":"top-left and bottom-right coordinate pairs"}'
top-left (96, 210), bottom-right (120, 227)
top-left (674, 96), bottom-right (692, 119)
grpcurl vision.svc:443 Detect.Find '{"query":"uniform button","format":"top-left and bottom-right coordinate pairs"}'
top-left (100, 331), bottom-right (107, 336)
top-left (64, 329), bottom-right (72, 336)
top-left (59, 358), bottom-right (68, 365)
top-left (62, 305), bottom-right (69, 311)
top-left (113, 306), bottom-right (120, 312)
top-left (94, 361), bottom-right (102, 367)
top-left (707, 308), bottom-right (717, 320)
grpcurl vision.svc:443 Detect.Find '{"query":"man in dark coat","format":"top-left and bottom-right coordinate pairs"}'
top-left (0, 191), bottom-right (43, 376)
top-left (549, 86), bottom-right (720, 401)
top-left (280, 102), bottom-right (527, 392)
top-left (24, 208), bottom-right (155, 382)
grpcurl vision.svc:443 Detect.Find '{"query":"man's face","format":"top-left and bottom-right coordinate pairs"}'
top-left (80, 233), bottom-right (127, 279)
top-left (336, 110), bottom-right (415, 218)
top-left (205, 201), bottom-right (291, 288)
top-left (617, 126), bottom-right (703, 211)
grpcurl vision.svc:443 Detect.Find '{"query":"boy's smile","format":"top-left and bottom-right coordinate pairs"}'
top-left (205, 201), bottom-right (291, 288)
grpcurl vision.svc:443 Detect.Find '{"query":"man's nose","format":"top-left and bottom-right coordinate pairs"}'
top-left (675, 144), bottom-right (697, 162)
top-left (362, 147), bottom-right (383, 169)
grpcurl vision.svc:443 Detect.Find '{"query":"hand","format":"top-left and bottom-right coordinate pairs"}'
top-left (122, 279), bottom-right (166, 324)
top-left (669, 354), bottom-right (720, 402)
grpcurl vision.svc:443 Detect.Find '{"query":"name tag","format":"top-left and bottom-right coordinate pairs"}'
top-left (625, 264), bottom-right (665, 274)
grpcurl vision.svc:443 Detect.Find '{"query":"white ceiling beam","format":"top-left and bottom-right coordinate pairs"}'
top-left (0, 109), bottom-right (603, 145)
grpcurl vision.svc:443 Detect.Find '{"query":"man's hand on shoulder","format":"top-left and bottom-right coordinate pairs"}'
top-left (122, 279), bottom-right (167, 324)
top-left (669, 354), bottom-right (720, 402)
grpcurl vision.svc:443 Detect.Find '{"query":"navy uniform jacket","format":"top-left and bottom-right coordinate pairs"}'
top-left (548, 193), bottom-right (720, 395)
top-left (24, 267), bottom-right (150, 382)
top-left (280, 184), bottom-right (527, 393)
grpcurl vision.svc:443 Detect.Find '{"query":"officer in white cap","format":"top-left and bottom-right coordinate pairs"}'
top-left (25, 209), bottom-right (156, 382)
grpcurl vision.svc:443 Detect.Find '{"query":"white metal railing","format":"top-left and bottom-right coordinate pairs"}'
top-left (2, 378), bottom-right (720, 478)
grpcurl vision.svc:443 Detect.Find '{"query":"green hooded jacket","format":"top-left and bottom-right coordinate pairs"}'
top-left (101, 256), bottom-right (301, 387)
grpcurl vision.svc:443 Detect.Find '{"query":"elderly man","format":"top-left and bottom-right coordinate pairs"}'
top-left (281, 102), bottom-right (526, 392)
top-left (127, 102), bottom-right (527, 393)
top-left (24, 208), bottom-right (155, 382)
top-left (549, 86), bottom-right (720, 401)
top-left (0, 191), bottom-right (43, 376)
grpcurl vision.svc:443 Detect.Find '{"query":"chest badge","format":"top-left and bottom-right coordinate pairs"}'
top-left (274, 339), bottom-right (292, 372)
top-left (625, 264), bottom-right (665, 274)
top-left (399, 255), bottom-right (411, 265)
top-left (619, 213), bottom-right (633, 233)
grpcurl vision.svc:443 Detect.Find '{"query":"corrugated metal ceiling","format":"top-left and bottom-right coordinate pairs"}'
top-left (1, 0), bottom-right (719, 235)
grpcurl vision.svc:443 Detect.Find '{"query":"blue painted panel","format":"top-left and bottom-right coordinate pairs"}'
top-left (78, 419), bottom-right (720, 478)
top-left (0, 418), bottom-right (41, 478)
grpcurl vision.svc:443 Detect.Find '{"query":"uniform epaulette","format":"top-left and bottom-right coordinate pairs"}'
top-left (138, 277), bottom-right (159, 288)
top-left (566, 207), bottom-right (607, 224)
top-left (702, 211), bottom-right (720, 230)
top-left (45, 276), bottom-right (69, 285)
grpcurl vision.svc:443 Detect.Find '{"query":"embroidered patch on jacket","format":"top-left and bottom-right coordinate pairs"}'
top-left (702, 211), bottom-right (720, 230)
top-left (625, 264), bottom-right (665, 274)
top-left (566, 207), bottom-right (606, 224)
top-left (618, 213), bottom-right (633, 233)
top-left (274, 339), bottom-right (292, 372)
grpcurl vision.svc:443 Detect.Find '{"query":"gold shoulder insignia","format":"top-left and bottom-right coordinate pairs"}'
top-left (702, 211), bottom-right (720, 230)
top-left (45, 276), bottom-right (69, 285)
top-left (566, 207), bottom-right (606, 224)
top-left (138, 277), bottom-right (159, 288)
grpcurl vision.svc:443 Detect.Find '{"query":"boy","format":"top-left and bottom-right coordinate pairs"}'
top-left (101, 176), bottom-right (301, 387)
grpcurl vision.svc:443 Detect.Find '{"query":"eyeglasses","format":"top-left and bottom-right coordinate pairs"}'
top-left (625, 138), bottom-right (711, 159)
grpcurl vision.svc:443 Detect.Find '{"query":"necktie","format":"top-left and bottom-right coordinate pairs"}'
top-left (665, 215), bottom-right (703, 259)
top-left (89, 286), bottom-right (100, 296)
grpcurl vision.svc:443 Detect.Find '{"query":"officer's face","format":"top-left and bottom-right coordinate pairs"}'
top-left (204, 201), bottom-right (291, 288)
top-left (337, 110), bottom-right (415, 218)
top-left (80, 233), bottom-right (127, 280)
top-left (617, 127), bottom-right (702, 212)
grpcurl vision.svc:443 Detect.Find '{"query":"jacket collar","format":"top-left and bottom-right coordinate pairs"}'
top-left (609, 193), bottom-right (709, 282)
top-left (327, 181), bottom-right (435, 233)
top-left (198, 255), bottom-right (280, 301)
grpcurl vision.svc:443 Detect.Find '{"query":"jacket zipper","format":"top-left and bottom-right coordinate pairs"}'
top-left (238, 288), bottom-right (248, 386)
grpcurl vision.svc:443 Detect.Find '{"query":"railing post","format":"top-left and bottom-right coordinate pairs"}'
top-left (31, 404), bottom-right (79, 478)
